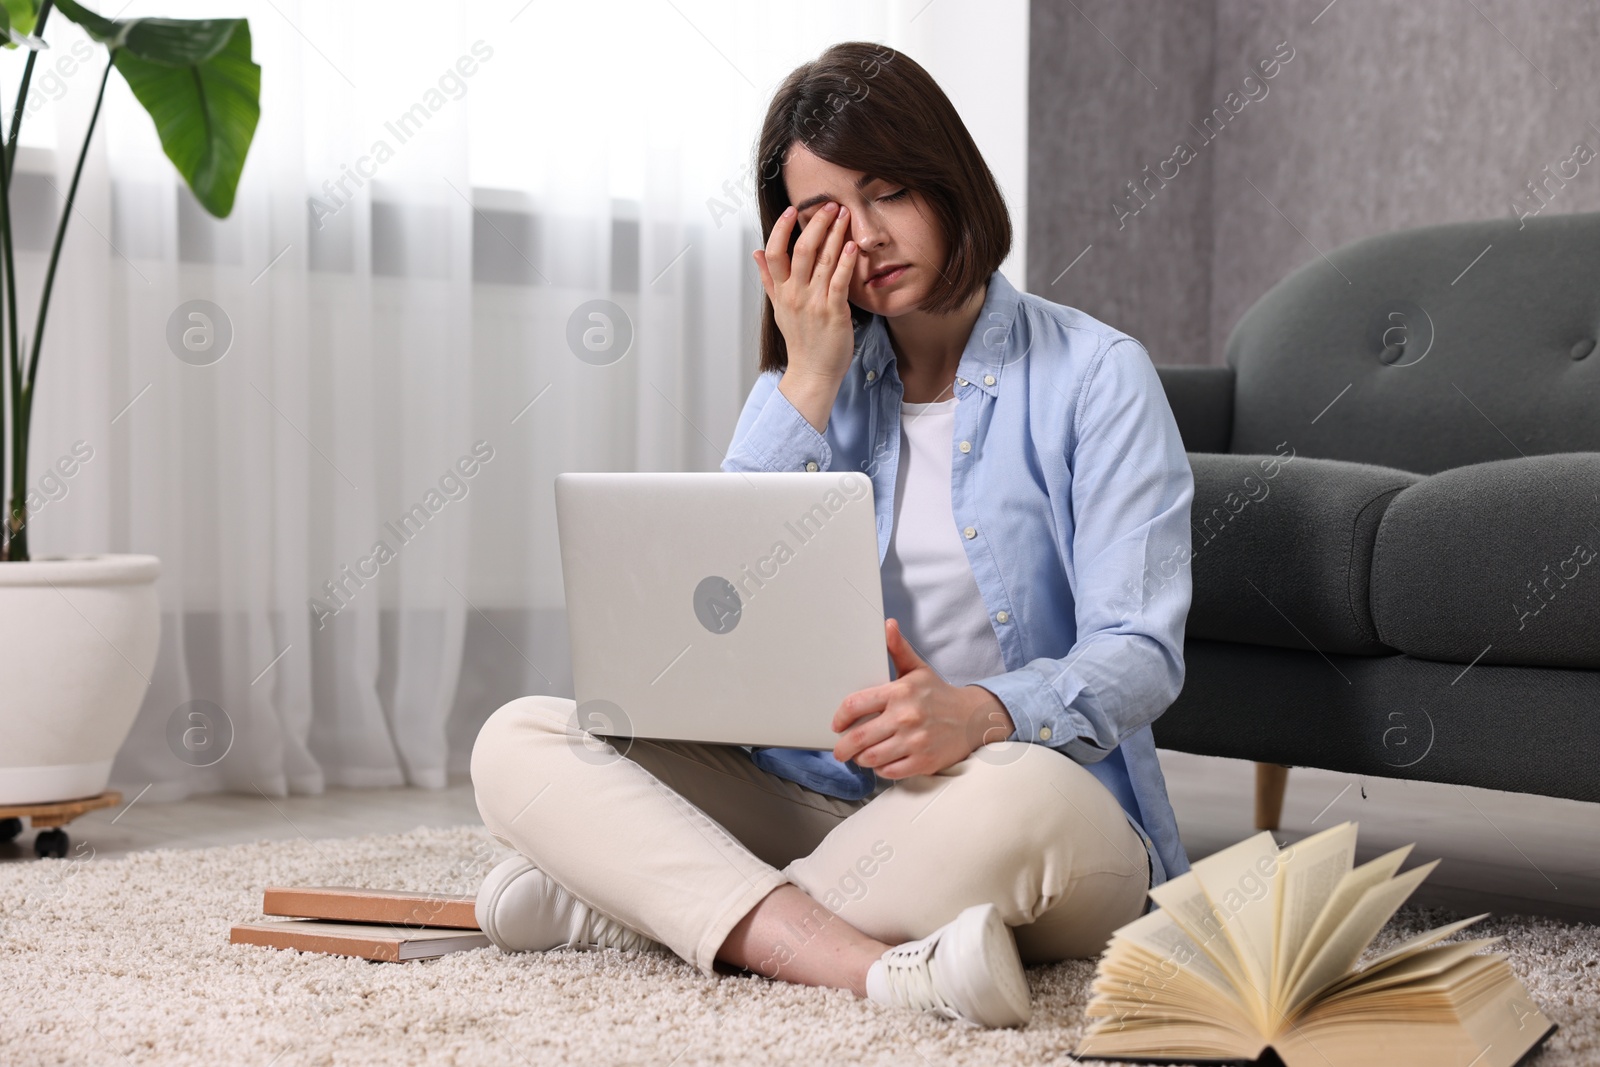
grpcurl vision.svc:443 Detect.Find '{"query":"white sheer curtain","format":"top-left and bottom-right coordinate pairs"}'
top-left (6, 0), bottom-right (1024, 801)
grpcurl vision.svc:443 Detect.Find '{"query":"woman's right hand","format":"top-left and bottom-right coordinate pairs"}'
top-left (754, 201), bottom-right (858, 385)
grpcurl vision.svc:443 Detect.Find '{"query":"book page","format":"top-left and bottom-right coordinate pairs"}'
top-left (1281, 843), bottom-right (1412, 999)
top-left (1092, 951), bottom-right (1252, 1032)
top-left (1149, 831), bottom-right (1282, 1034)
top-left (1080, 914), bottom-right (1267, 1066)
top-left (1454, 958), bottom-right (1557, 1067)
top-left (1270, 821), bottom-right (1357, 1010)
top-left (1278, 953), bottom-right (1555, 1067)
top-left (1312, 937), bottom-right (1502, 1006)
top-left (1146, 873), bottom-right (1246, 983)
top-left (1316, 913), bottom-right (1491, 998)
top-left (1110, 907), bottom-right (1237, 995)
top-left (1281, 858), bottom-right (1440, 1014)
top-left (1083, 823), bottom-right (1556, 1067)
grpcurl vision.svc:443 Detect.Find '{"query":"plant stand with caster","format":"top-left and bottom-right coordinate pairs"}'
top-left (0, 791), bottom-right (122, 859)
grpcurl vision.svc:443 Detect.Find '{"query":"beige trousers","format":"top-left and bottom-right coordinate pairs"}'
top-left (471, 694), bottom-right (1150, 978)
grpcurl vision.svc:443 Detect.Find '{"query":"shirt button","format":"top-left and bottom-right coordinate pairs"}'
top-left (1039, 726), bottom-right (1052, 741)
top-left (805, 461), bottom-right (818, 472)
top-left (963, 526), bottom-right (976, 539)
top-left (865, 369), bottom-right (876, 381)
top-left (957, 377), bottom-right (967, 385)
top-left (959, 440), bottom-right (971, 453)
top-left (996, 610), bottom-right (1009, 623)
top-left (983, 374), bottom-right (996, 386)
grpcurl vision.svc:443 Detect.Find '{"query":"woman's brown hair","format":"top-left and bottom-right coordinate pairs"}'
top-left (754, 42), bottom-right (1012, 375)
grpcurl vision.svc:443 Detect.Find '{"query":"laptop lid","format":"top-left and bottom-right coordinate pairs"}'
top-left (554, 470), bottom-right (888, 749)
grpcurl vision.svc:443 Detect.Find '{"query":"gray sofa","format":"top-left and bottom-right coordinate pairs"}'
top-left (1147, 209), bottom-right (1600, 827)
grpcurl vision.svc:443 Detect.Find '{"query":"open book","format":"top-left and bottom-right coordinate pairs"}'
top-left (1074, 822), bottom-right (1556, 1066)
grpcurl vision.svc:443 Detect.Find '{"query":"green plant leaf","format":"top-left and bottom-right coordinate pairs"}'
top-left (53, 0), bottom-right (261, 218)
top-left (51, 0), bottom-right (122, 43)
top-left (53, 1), bottom-right (235, 61)
top-left (122, 18), bottom-right (239, 65)
top-left (2, 0), bottom-right (37, 35)
top-left (0, 0), bottom-right (44, 49)
top-left (114, 23), bottom-right (261, 217)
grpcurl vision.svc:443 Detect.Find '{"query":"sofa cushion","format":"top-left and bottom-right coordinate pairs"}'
top-left (1371, 453), bottom-right (1600, 669)
top-left (1187, 451), bottom-right (1420, 654)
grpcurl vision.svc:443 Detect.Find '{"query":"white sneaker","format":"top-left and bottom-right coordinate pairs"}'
top-left (865, 902), bottom-right (1032, 1028)
top-left (475, 855), bottom-right (668, 956)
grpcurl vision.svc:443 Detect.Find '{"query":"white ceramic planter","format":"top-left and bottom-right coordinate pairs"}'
top-left (0, 554), bottom-right (161, 804)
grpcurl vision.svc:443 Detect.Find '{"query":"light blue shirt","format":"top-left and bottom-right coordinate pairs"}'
top-left (722, 269), bottom-right (1193, 889)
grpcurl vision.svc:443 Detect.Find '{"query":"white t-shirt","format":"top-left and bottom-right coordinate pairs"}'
top-left (880, 397), bottom-right (1007, 687)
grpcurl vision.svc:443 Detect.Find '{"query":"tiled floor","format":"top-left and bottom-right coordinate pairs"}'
top-left (4, 751), bottom-right (1596, 925)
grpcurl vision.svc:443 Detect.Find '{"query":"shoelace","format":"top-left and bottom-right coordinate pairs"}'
top-left (879, 937), bottom-right (959, 1018)
top-left (566, 895), bottom-right (657, 953)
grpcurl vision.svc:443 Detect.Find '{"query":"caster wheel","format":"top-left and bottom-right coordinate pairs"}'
top-left (0, 817), bottom-right (21, 842)
top-left (34, 828), bottom-right (69, 859)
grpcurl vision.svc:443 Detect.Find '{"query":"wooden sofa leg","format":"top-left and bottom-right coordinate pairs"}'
top-left (1254, 763), bottom-right (1291, 831)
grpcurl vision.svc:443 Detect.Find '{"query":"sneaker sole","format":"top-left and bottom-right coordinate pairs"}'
top-left (944, 903), bottom-right (1032, 1028)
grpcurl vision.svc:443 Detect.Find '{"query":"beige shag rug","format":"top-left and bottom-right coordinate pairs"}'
top-left (0, 824), bottom-right (1594, 1066)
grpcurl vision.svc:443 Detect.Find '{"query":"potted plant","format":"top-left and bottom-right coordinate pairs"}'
top-left (0, 0), bottom-right (261, 807)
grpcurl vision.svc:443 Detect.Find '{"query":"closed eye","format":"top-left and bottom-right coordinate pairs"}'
top-left (797, 188), bottom-right (910, 227)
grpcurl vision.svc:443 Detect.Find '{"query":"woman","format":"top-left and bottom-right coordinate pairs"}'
top-left (470, 41), bottom-right (1194, 1030)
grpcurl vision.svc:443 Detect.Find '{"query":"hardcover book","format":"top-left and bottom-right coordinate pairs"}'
top-left (230, 919), bottom-right (490, 962)
top-left (261, 885), bottom-right (479, 929)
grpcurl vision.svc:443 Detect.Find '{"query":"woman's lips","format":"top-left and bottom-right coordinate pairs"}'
top-left (867, 264), bottom-right (909, 288)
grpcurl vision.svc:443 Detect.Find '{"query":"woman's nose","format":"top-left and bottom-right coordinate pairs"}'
top-left (849, 207), bottom-right (885, 249)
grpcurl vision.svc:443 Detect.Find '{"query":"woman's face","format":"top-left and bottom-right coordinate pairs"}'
top-left (780, 141), bottom-right (947, 318)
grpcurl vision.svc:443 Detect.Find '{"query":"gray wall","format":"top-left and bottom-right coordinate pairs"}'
top-left (1030, 0), bottom-right (1600, 366)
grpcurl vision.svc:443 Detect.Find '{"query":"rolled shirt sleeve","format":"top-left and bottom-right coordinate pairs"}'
top-left (721, 369), bottom-right (834, 474)
top-left (972, 338), bottom-right (1193, 764)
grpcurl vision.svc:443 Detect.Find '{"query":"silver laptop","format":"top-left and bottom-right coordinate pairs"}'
top-left (554, 470), bottom-right (889, 749)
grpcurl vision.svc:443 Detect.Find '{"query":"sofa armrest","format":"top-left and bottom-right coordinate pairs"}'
top-left (1371, 452), bottom-right (1600, 669)
top-left (1154, 364), bottom-right (1234, 454)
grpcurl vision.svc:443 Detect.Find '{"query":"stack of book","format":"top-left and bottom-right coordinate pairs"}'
top-left (1073, 821), bottom-right (1558, 1067)
top-left (230, 886), bottom-right (490, 962)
